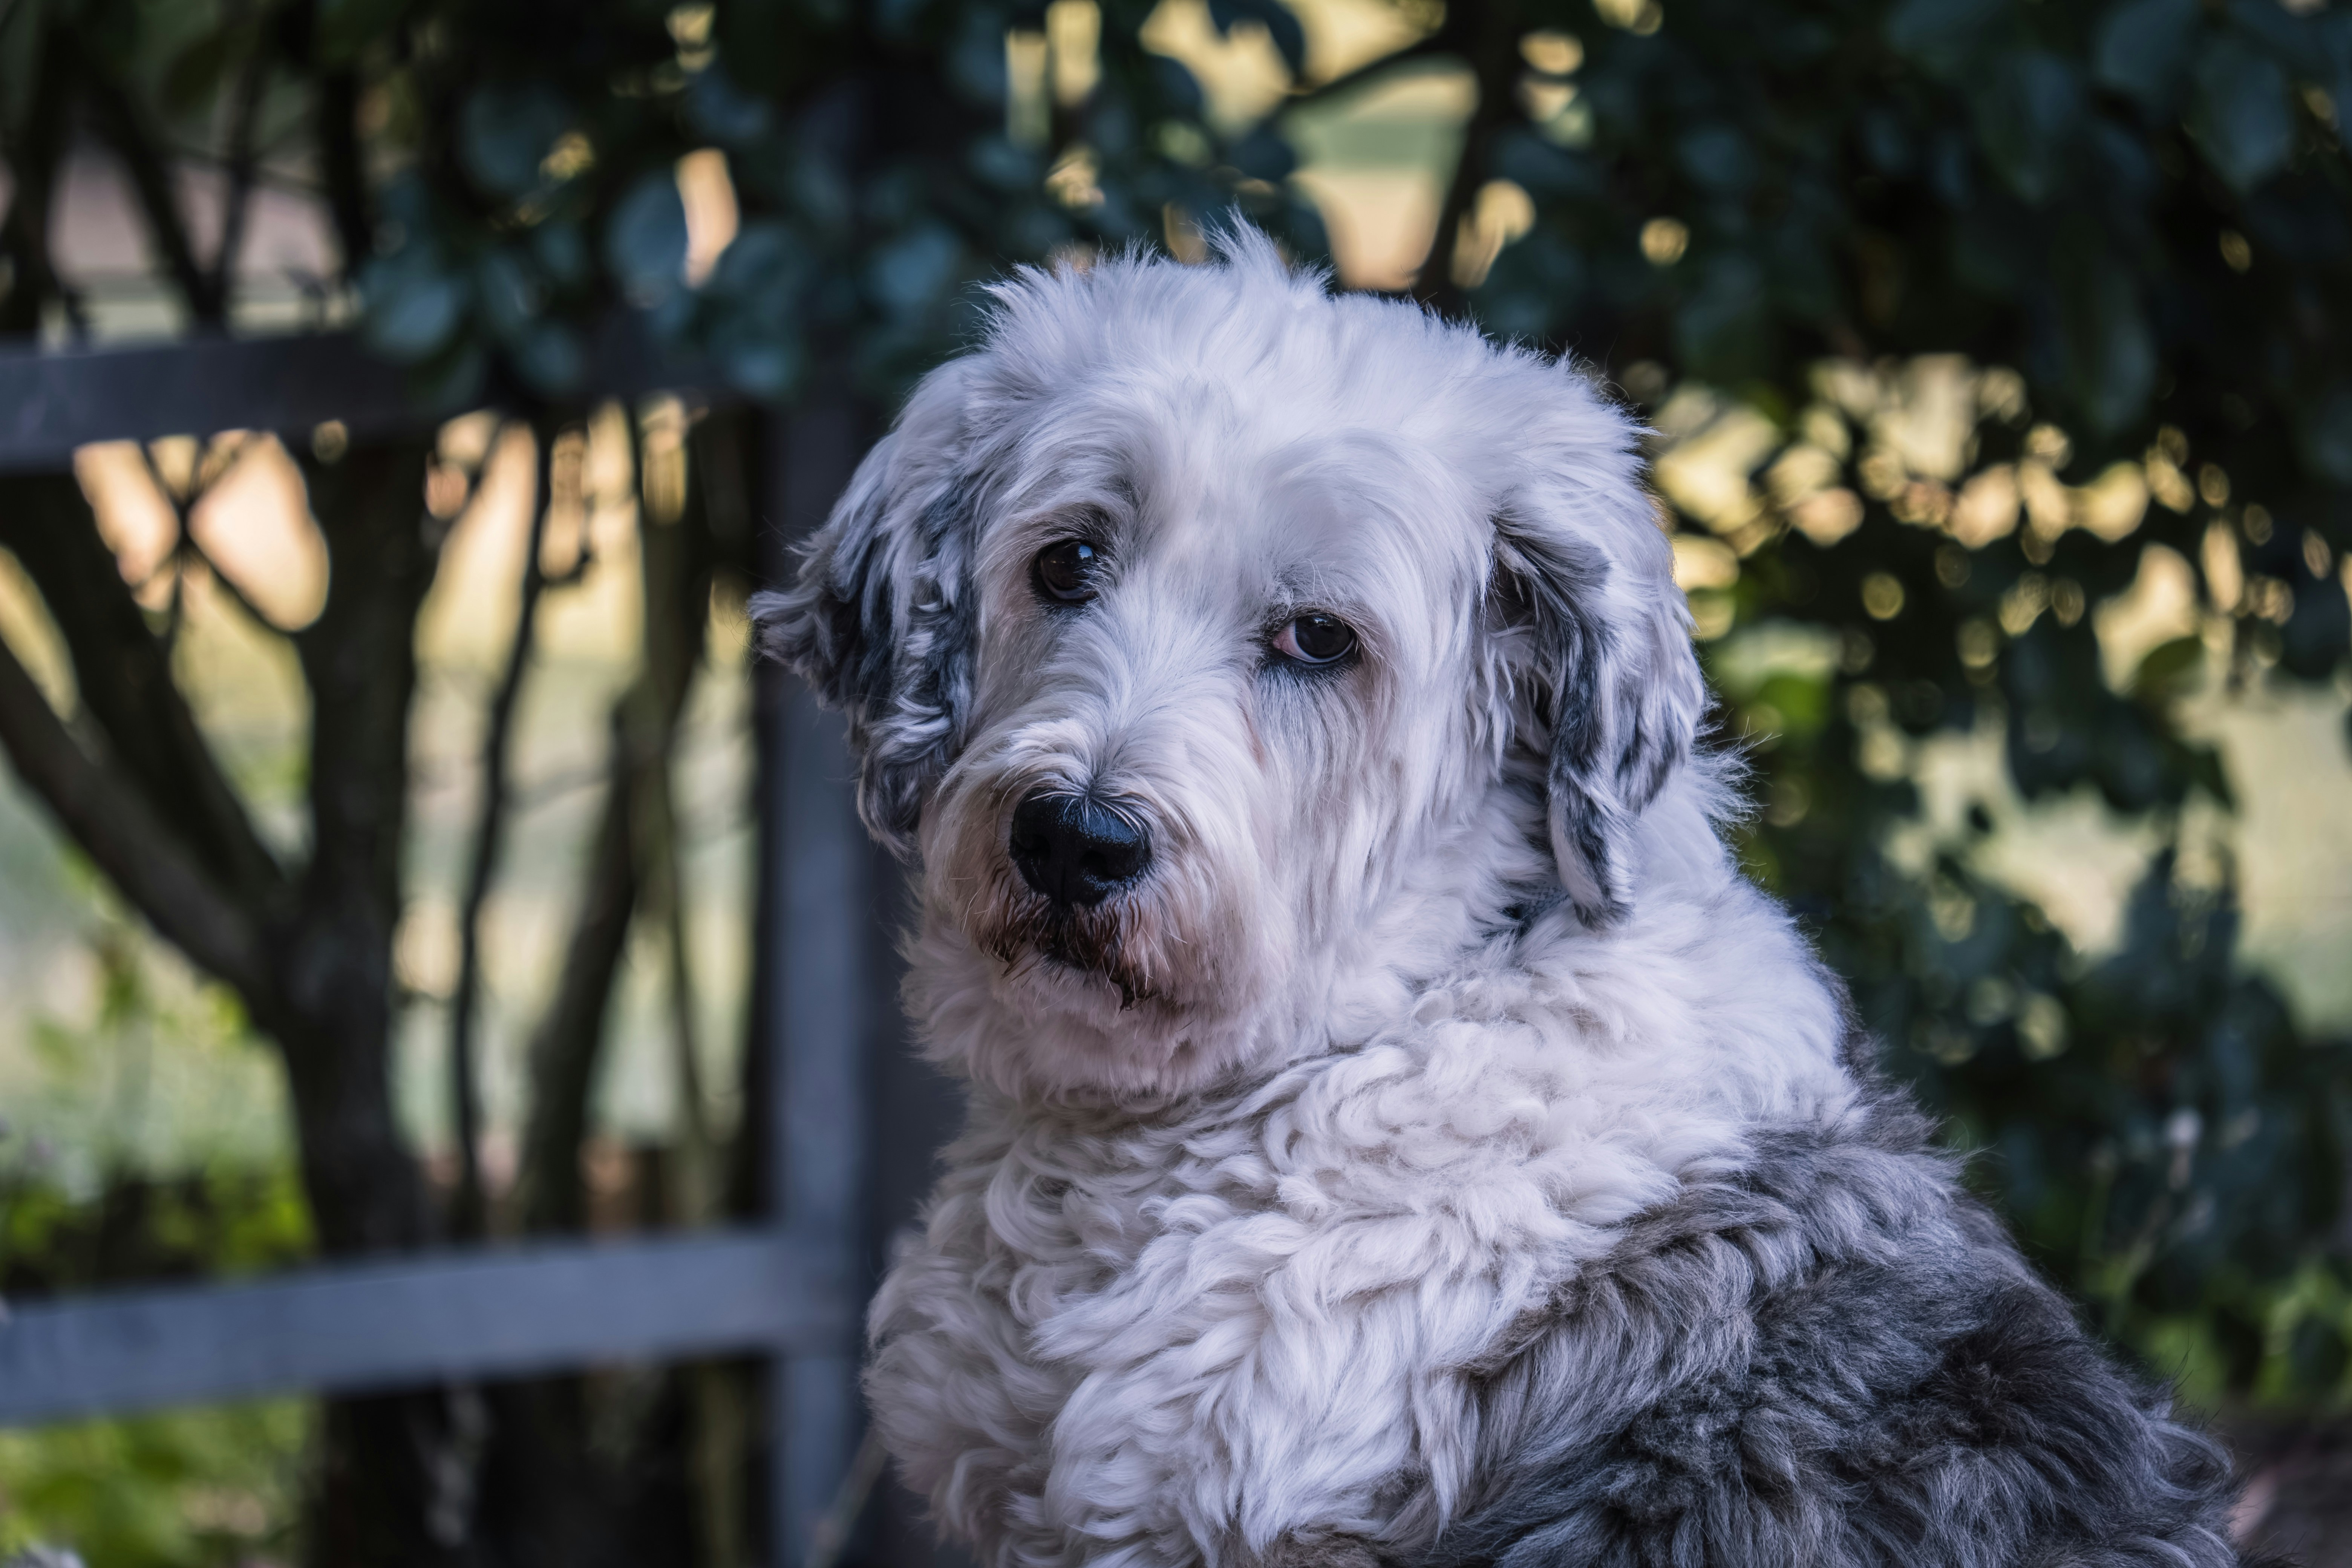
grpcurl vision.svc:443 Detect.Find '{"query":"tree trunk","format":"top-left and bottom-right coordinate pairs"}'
top-left (472, 406), bottom-right (722, 1568)
top-left (280, 438), bottom-right (484, 1568)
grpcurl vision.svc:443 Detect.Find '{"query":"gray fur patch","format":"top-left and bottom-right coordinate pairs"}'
top-left (1431, 1094), bottom-right (2256, 1567)
top-left (1489, 519), bottom-right (1701, 928)
top-left (751, 479), bottom-right (975, 857)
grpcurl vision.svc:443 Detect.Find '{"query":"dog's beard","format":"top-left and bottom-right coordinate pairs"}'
top-left (978, 892), bottom-right (1168, 1011)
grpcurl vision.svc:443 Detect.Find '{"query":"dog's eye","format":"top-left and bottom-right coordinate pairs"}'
top-left (1272, 613), bottom-right (1357, 666)
top-left (1034, 539), bottom-right (1101, 604)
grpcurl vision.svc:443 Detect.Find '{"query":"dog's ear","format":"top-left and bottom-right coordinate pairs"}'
top-left (1490, 508), bottom-right (1705, 928)
top-left (749, 364), bottom-right (978, 860)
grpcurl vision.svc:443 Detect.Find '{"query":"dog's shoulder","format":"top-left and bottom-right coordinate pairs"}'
top-left (1432, 1100), bottom-right (2252, 1568)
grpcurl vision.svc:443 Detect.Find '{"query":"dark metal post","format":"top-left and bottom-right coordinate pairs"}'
top-left (758, 400), bottom-right (869, 1566)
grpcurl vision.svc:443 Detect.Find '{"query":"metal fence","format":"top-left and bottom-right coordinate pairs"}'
top-left (0, 328), bottom-right (944, 1566)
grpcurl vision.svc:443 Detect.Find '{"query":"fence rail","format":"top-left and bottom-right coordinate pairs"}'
top-left (0, 323), bottom-right (896, 1567)
top-left (0, 316), bottom-right (707, 469)
top-left (0, 1229), bottom-right (854, 1426)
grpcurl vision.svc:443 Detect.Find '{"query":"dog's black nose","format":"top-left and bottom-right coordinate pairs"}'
top-left (1008, 791), bottom-right (1150, 908)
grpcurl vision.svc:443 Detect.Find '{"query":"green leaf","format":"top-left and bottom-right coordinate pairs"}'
top-left (2054, 230), bottom-right (2154, 433)
top-left (410, 339), bottom-right (488, 413)
top-left (160, 27), bottom-right (236, 119)
top-left (707, 219), bottom-right (804, 312)
top-left (1678, 124), bottom-right (1755, 193)
top-left (459, 83), bottom-right (573, 199)
top-left (512, 320), bottom-right (585, 396)
top-left (2092, 0), bottom-right (2199, 111)
top-left (2226, 0), bottom-right (2325, 76)
top-left (867, 224), bottom-right (962, 316)
top-left (2280, 570), bottom-right (2351, 680)
top-left (2295, 382), bottom-right (2352, 486)
top-left (358, 254), bottom-right (468, 363)
top-left (533, 221), bottom-right (590, 287)
top-left (686, 64), bottom-right (776, 147)
top-left (2190, 37), bottom-right (2293, 190)
top-left (473, 248), bottom-right (545, 340)
top-left (1228, 126), bottom-right (1295, 182)
top-left (2131, 634), bottom-right (2204, 705)
top-left (1973, 52), bottom-right (2083, 205)
top-left (1491, 129), bottom-right (1603, 199)
top-left (317, 0), bottom-right (414, 67)
top-left (723, 334), bottom-right (804, 400)
top-left (2186, 740), bottom-right (2235, 810)
top-left (1888, 0), bottom-right (2010, 79)
top-left (1676, 255), bottom-right (1773, 384)
top-left (1207, 0), bottom-right (1306, 77)
top-left (603, 172), bottom-right (688, 304)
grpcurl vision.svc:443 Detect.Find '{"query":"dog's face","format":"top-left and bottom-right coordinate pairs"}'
top-left (756, 238), bottom-right (1704, 1102)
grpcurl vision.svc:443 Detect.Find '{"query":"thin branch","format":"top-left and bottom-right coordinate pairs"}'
top-left (141, 434), bottom-right (281, 637)
top-left (515, 727), bottom-right (639, 1235)
top-left (1283, 33), bottom-right (1452, 111)
top-left (638, 696), bottom-right (712, 1221)
top-left (630, 428), bottom-right (716, 1223)
top-left (447, 419), bottom-right (548, 1237)
top-left (0, 18), bottom-right (77, 337)
top-left (315, 69), bottom-right (373, 280)
top-left (0, 632), bottom-right (267, 997)
top-left (207, 24), bottom-right (276, 322)
top-left (1406, 9), bottom-right (1522, 317)
top-left (516, 409), bottom-right (714, 1235)
top-left (0, 474), bottom-right (289, 909)
top-left (72, 30), bottom-right (220, 323)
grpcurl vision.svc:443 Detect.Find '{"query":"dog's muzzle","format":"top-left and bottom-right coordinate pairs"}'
top-left (1008, 790), bottom-right (1150, 909)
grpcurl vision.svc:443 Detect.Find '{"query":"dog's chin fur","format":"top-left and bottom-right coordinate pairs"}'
top-left (756, 235), bottom-right (2255, 1568)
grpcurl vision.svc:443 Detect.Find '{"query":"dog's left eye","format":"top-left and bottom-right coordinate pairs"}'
top-left (1034, 539), bottom-right (1101, 604)
top-left (1272, 613), bottom-right (1357, 666)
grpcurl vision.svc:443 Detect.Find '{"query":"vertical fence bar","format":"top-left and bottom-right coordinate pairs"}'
top-left (759, 400), bottom-right (870, 1566)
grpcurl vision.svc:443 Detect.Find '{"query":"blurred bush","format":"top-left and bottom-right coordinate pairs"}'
top-left (0, 917), bottom-right (313, 1568)
top-left (1440, 0), bottom-right (2352, 1399)
top-left (301, 0), bottom-right (2352, 1406)
top-left (0, 1157), bottom-right (312, 1568)
top-left (0, 1400), bottom-right (310, 1568)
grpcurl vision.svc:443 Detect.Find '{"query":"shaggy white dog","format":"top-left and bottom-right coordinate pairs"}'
top-left (755, 235), bottom-right (2248, 1568)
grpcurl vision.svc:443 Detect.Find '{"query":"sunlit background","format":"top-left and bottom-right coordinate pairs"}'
top-left (3, 0), bottom-right (2344, 1213)
top-left (2, 0), bottom-right (2350, 1562)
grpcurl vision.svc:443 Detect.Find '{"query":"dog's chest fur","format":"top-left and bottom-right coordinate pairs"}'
top-left (867, 931), bottom-right (1854, 1568)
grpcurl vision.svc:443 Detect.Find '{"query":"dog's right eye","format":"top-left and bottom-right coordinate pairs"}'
top-left (1034, 539), bottom-right (1101, 605)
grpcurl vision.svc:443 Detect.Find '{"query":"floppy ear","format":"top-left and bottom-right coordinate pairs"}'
top-left (748, 364), bottom-right (979, 860)
top-left (1490, 509), bottom-right (1706, 928)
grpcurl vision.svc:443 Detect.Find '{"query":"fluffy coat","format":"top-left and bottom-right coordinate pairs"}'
top-left (752, 235), bottom-right (2255, 1568)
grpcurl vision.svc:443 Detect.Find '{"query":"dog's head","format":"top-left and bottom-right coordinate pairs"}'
top-left (754, 234), bottom-right (1704, 1102)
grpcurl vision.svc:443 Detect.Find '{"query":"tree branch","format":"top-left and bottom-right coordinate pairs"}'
top-left (516, 410), bottom-right (714, 1234)
top-left (631, 443), bottom-right (717, 1222)
top-left (206, 25), bottom-right (276, 322)
top-left (447, 419), bottom-right (548, 1237)
top-left (0, 18), bottom-right (78, 337)
top-left (0, 473), bottom-right (290, 910)
top-left (1283, 33), bottom-right (1452, 111)
top-left (145, 435), bottom-right (285, 641)
top-left (515, 723), bottom-right (639, 1235)
top-left (283, 436), bottom-right (443, 1253)
top-left (1406, 9), bottom-right (1522, 317)
top-left (69, 25), bottom-right (220, 323)
top-left (0, 630), bottom-right (267, 997)
top-left (315, 69), bottom-right (374, 282)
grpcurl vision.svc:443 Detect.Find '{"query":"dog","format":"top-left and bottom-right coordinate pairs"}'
top-left (752, 233), bottom-right (2255, 1568)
